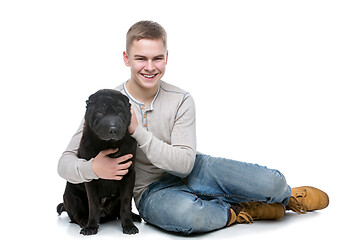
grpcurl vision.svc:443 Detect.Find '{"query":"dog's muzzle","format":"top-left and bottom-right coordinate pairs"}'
top-left (94, 116), bottom-right (127, 141)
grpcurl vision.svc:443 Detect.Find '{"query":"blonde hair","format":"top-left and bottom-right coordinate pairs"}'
top-left (126, 21), bottom-right (167, 53)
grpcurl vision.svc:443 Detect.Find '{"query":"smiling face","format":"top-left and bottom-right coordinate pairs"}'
top-left (123, 39), bottom-right (168, 92)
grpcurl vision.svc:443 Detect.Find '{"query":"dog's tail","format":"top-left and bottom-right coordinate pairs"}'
top-left (57, 203), bottom-right (66, 216)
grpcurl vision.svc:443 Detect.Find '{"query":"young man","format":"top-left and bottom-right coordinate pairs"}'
top-left (58, 21), bottom-right (329, 235)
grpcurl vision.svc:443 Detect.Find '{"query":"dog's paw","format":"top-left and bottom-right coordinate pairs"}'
top-left (123, 225), bottom-right (139, 235)
top-left (132, 213), bottom-right (142, 222)
top-left (80, 226), bottom-right (98, 235)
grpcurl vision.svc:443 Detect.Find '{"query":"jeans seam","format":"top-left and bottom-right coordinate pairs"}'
top-left (194, 192), bottom-right (263, 202)
top-left (184, 181), bottom-right (257, 202)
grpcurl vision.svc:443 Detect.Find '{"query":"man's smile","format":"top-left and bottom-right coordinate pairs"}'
top-left (141, 73), bottom-right (159, 79)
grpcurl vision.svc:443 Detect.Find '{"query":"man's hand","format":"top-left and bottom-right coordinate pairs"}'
top-left (128, 106), bottom-right (139, 135)
top-left (92, 148), bottom-right (133, 180)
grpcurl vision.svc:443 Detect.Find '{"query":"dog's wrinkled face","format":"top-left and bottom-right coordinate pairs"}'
top-left (85, 89), bottom-right (131, 141)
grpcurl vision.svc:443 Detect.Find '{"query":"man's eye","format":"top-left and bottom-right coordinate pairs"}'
top-left (135, 58), bottom-right (145, 61)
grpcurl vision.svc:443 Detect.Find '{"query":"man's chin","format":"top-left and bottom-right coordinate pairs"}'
top-left (138, 75), bottom-right (161, 89)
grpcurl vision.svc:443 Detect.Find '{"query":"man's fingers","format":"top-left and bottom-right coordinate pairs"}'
top-left (116, 169), bottom-right (129, 176)
top-left (116, 154), bottom-right (133, 164)
top-left (111, 176), bottom-right (124, 181)
top-left (101, 148), bottom-right (119, 156)
top-left (117, 161), bottom-right (132, 171)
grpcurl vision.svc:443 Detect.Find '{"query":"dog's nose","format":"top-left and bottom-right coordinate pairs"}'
top-left (109, 127), bottom-right (117, 134)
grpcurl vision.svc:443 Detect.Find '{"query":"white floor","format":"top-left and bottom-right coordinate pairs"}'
top-left (52, 203), bottom-right (345, 240)
top-left (8, 189), bottom-right (350, 240)
top-left (55, 210), bottom-right (335, 240)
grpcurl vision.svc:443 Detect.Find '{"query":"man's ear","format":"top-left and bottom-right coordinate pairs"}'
top-left (165, 50), bottom-right (168, 64)
top-left (123, 51), bottom-right (130, 66)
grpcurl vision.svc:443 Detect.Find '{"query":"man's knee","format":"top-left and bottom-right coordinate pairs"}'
top-left (142, 193), bottom-right (225, 235)
top-left (170, 197), bottom-right (228, 234)
top-left (265, 170), bottom-right (290, 201)
top-left (165, 196), bottom-right (208, 234)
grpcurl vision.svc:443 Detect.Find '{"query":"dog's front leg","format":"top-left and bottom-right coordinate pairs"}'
top-left (119, 175), bottom-right (139, 234)
top-left (80, 183), bottom-right (100, 235)
top-left (120, 195), bottom-right (138, 234)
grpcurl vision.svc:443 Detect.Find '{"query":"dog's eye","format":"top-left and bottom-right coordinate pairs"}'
top-left (113, 105), bottom-right (124, 111)
top-left (97, 112), bottom-right (105, 117)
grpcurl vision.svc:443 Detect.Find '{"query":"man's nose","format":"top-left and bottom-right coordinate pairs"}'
top-left (144, 60), bottom-right (155, 71)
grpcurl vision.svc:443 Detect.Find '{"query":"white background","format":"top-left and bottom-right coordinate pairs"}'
top-left (1, 0), bottom-right (359, 239)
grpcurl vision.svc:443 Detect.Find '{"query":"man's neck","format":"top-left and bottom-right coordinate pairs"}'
top-left (126, 80), bottom-right (159, 108)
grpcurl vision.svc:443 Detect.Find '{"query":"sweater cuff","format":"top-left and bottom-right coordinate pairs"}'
top-left (131, 125), bottom-right (152, 146)
top-left (78, 158), bottom-right (99, 181)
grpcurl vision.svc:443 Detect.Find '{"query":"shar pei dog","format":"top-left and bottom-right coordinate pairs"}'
top-left (57, 89), bottom-right (140, 235)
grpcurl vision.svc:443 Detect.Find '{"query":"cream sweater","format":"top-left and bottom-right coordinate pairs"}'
top-left (57, 80), bottom-right (197, 207)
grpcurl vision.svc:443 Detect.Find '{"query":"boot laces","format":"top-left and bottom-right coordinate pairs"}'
top-left (237, 211), bottom-right (254, 224)
top-left (288, 196), bottom-right (307, 214)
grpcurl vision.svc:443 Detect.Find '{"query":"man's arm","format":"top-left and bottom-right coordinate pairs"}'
top-left (57, 120), bottom-right (133, 183)
top-left (57, 120), bottom-right (98, 183)
top-left (130, 94), bottom-right (197, 178)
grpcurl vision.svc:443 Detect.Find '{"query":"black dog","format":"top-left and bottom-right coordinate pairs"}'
top-left (57, 89), bottom-right (140, 235)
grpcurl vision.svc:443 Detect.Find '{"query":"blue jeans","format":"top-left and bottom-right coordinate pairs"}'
top-left (138, 154), bottom-right (291, 235)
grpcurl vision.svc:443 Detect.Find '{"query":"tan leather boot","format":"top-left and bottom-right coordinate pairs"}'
top-left (227, 202), bottom-right (285, 226)
top-left (287, 186), bottom-right (329, 214)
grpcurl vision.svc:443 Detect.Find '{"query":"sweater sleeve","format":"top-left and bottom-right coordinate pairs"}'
top-left (57, 119), bottom-right (99, 183)
top-left (131, 94), bottom-right (197, 178)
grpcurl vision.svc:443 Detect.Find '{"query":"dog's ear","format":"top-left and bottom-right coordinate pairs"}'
top-left (86, 92), bottom-right (99, 106)
top-left (86, 98), bottom-right (94, 107)
top-left (122, 94), bottom-right (131, 108)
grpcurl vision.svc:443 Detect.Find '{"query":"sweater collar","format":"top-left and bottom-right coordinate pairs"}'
top-left (123, 80), bottom-right (161, 111)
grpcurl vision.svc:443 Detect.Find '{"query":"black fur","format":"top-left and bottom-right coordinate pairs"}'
top-left (57, 89), bottom-right (140, 235)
